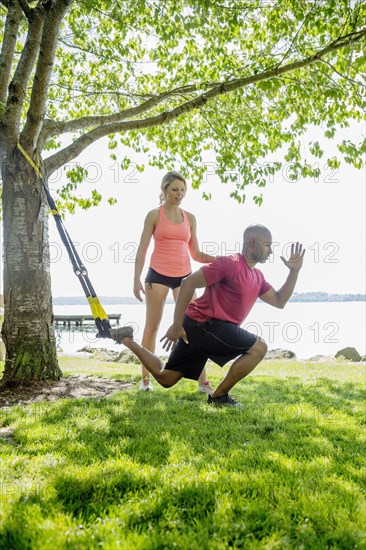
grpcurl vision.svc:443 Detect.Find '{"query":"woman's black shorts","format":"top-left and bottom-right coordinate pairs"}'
top-left (145, 267), bottom-right (191, 290)
top-left (165, 315), bottom-right (258, 380)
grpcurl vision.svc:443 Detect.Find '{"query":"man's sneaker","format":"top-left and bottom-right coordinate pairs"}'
top-left (139, 376), bottom-right (153, 391)
top-left (198, 381), bottom-right (214, 396)
top-left (109, 326), bottom-right (134, 344)
top-left (207, 394), bottom-right (243, 408)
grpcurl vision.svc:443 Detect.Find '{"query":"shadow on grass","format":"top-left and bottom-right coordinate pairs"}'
top-left (0, 375), bottom-right (364, 548)
top-left (55, 470), bottom-right (217, 522)
top-left (8, 376), bottom-right (364, 468)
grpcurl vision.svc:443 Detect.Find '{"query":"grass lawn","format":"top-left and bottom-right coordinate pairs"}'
top-left (0, 358), bottom-right (365, 549)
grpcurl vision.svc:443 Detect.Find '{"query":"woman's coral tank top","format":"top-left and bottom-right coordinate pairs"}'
top-left (150, 205), bottom-right (191, 277)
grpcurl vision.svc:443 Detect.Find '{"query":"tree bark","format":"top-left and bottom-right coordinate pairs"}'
top-left (1, 146), bottom-right (61, 385)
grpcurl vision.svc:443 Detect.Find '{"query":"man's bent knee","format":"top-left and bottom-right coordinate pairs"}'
top-left (159, 380), bottom-right (176, 388)
top-left (250, 337), bottom-right (268, 360)
top-left (156, 370), bottom-right (183, 388)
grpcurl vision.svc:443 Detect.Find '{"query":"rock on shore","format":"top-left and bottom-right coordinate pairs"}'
top-left (335, 347), bottom-right (362, 362)
top-left (265, 348), bottom-right (296, 360)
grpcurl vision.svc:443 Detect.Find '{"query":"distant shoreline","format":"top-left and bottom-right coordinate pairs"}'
top-left (53, 293), bottom-right (366, 305)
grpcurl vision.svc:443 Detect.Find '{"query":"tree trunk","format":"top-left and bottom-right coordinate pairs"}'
top-left (1, 147), bottom-right (62, 385)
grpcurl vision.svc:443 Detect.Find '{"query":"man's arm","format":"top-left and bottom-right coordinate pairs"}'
top-left (260, 242), bottom-right (305, 309)
top-left (161, 269), bottom-right (207, 351)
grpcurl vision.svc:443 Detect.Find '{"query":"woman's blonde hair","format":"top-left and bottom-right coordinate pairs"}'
top-left (159, 171), bottom-right (187, 204)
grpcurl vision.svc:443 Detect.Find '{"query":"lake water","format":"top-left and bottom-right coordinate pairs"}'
top-left (54, 301), bottom-right (366, 360)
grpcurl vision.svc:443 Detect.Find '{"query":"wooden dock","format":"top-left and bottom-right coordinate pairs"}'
top-left (54, 314), bottom-right (121, 327)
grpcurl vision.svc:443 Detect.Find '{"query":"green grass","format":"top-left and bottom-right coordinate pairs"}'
top-left (0, 359), bottom-right (365, 549)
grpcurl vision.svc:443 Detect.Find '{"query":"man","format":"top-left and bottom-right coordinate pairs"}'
top-left (113, 224), bottom-right (305, 407)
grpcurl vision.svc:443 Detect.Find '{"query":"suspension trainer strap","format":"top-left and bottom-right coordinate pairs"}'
top-left (17, 143), bottom-right (111, 338)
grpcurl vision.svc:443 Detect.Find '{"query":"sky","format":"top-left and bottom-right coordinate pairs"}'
top-left (42, 121), bottom-right (365, 299)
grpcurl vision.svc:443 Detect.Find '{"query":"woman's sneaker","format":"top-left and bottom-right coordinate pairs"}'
top-left (198, 381), bottom-right (214, 396)
top-left (207, 394), bottom-right (243, 408)
top-left (139, 376), bottom-right (153, 391)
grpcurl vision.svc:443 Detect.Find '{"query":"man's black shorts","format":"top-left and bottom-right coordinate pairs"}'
top-left (164, 315), bottom-right (257, 380)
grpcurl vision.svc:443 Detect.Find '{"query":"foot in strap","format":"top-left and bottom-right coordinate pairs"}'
top-left (109, 325), bottom-right (134, 344)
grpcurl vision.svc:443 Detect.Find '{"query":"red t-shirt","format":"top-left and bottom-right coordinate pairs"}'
top-left (186, 254), bottom-right (272, 325)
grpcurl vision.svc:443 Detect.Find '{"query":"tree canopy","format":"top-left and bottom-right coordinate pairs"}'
top-left (1, 0), bottom-right (365, 206)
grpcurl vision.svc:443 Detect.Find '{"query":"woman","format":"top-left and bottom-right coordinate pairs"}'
top-left (134, 171), bottom-right (217, 392)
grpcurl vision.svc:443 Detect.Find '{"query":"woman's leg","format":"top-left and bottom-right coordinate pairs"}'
top-left (140, 283), bottom-right (169, 384)
top-left (197, 365), bottom-right (214, 395)
top-left (172, 287), bottom-right (212, 393)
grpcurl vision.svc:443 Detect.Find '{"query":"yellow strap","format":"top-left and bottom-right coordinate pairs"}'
top-left (18, 142), bottom-right (109, 325)
top-left (17, 142), bottom-right (43, 179)
top-left (87, 296), bottom-right (108, 320)
top-left (18, 143), bottom-right (57, 216)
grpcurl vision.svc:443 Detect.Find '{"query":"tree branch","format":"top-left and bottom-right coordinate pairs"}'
top-left (20, 0), bottom-right (75, 149)
top-left (47, 82), bottom-right (153, 100)
top-left (274, 3), bottom-right (317, 69)
top-left (57, 36), bottom-right (135, 63)
top-left (320, 58), bottom-right (365, 89)
top-left (17, 0), bottom-right (31, 19)
top-left (210, 1), bottom-right (268, 10)
top-left (38, 81), bottom-right (217, 146)
top-left (44, 26), bottom-right (366, 176)
top-left (0, 0), bottom-right (23, 103)
top-left (2, 3), bottom-right (46, 141)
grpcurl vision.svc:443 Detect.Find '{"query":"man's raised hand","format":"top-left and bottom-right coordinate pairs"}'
top-left (280, 242), bottom-right (305, 272)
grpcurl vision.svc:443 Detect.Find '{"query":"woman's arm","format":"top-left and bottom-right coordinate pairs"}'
top-left (133, 210), bottom-right (158, 301)
top-left (187, 213), bottom-right (217, 263)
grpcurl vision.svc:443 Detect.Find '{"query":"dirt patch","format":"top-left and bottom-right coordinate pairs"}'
top-left (0, 376), bottom-right (134, 408)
